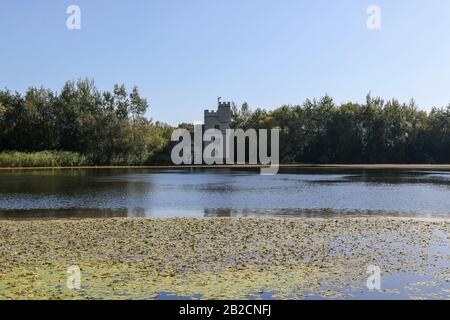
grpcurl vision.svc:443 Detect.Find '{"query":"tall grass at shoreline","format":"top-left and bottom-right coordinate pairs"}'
top-left (0, 151), bottom-right (89, 167)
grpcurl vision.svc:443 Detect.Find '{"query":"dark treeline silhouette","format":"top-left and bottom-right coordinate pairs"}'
top-left (231, 95), bottom-right (450, 164)
top-left (1, 80), bottom-right (450, 166)
top-left (0, 79), bottom-right (172, 165)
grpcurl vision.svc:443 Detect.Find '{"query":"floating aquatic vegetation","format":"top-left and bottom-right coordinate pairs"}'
top-left (0, 217), bottom-right (449, 299)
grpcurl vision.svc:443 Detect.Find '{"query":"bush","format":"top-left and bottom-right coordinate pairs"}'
top-left (0, 151), bottom-right (89, 167)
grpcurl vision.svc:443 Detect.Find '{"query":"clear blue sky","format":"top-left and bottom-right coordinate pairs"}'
top-left (1, 0), bottom-right (449, 125)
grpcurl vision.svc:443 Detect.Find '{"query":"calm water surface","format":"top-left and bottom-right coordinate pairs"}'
top-left (1, 168), bottom-right (450, 219)
top-left (2, 168), bottom-right (450, 300)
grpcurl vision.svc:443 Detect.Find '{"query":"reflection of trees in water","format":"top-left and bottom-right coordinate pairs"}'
top-left (0, 208), bottom-right (130, 219)
top-left (0, 170), bottom-right (155, 202)
top-left (0, 207), bottom-right (150, 219)
top-left (203, 208), bottom-right (426, 218)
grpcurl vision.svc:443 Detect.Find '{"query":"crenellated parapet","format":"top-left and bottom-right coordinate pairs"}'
top-left (204, 98), bottom-right (231, 132)
top-left (204, 110), bottom-right (217, 117)
top-left (218, 101), bottom-right (231, 108)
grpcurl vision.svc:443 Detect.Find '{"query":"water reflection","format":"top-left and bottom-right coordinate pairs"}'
top-left (0, 208), bottom-right (151, 220)
top-left (1, 168), bottom-right (450, 219)
top-left (0, 208), bottom-right (129, 219)
top-left (203, 208), bottom-right (448, 218)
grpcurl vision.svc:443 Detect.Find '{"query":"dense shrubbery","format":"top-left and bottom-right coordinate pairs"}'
top-left (1, 79), bottom-right (450, 166)
top-left (0, 79), bottom-right (173, 166)
top-left (0, 151), bottom-right (88, 167)
top-left (231, 95), bottom-right (450, 164)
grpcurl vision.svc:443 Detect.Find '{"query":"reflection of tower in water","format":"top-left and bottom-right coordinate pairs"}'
top-left (203, 208), bottom-right (256, 217)
top-left (204, 208), bottom-right (233, 217)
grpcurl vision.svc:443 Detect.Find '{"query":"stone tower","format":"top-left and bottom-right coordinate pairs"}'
top-left (203, 100), bottom-right (231, 161)
top-left (204, 100), bottom-right (231, 134)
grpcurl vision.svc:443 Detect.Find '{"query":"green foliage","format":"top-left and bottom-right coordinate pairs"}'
top-left (231, 95), bottom-right (450, 164)
top-left (0, 80), bottom-right (173, 166)
top-left (2, 79), bottom-right (450, 166)
top-left (0, 151), bottom-right (88, 167)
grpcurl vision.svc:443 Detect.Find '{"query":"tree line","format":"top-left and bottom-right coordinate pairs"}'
top-left (1, 80), bottom-right (450, 165)
top-left (0, 79), bottom-right (172, 165)
top-left (231, 95), bottom-right (450, 164)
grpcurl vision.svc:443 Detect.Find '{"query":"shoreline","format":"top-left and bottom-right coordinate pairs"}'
top-left (1, 216), bottom-right (449, 299)
top-left (2, 163), bottom-right (450, 170)
top-left (2, 215), bottom-right (450, 223)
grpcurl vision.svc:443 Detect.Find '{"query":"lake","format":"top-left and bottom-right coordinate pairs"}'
top-left (2, 168), bottom-right (450, 219)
